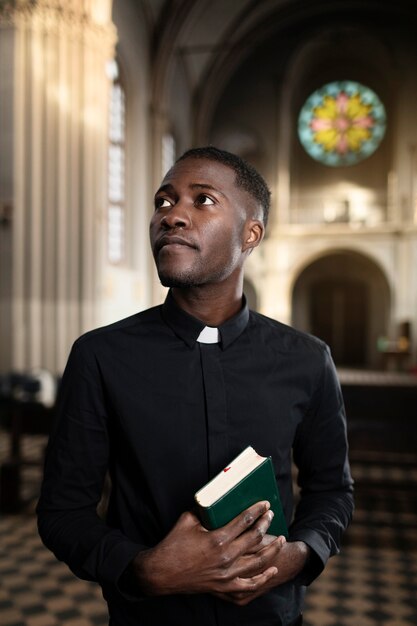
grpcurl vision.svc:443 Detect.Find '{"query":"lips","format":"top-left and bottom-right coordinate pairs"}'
top-left (155, 235), bottom-right (198, 253)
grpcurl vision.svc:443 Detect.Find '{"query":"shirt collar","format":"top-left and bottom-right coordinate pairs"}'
top-left (197, 326), bottom-right (220, 344)
top-left (161, 290), bottom-right (249, 349)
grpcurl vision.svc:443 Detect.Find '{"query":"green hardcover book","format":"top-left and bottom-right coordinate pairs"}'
top-left (194, 446), bottom-right (288, 538)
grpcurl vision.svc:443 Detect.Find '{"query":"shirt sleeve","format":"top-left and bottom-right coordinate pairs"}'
top-left (36, 338), bottom-right (146, 598)
top-left (289, 345), bottom-right (354, 585)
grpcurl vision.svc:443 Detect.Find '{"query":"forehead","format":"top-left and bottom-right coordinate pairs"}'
top-left (160, 157), bottom-right (238, 192)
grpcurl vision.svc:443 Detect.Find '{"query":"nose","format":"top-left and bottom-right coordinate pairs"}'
top-left (160, 202), bottom-right (191, 230)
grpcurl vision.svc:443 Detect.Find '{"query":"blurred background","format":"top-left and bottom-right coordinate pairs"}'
top-left (0, 1), bottom-right (416, 625)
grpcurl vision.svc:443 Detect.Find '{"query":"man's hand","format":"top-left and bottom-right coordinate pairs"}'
top-left (215, 540), bottom-right (310, 606)
top-left (131, 501), bottom-right (285, 597)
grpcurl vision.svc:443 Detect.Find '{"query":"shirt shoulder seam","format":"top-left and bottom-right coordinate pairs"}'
top-left (74, 305), bottom-right (162, 348)
top-left (249, 310), bottom-right (328, 355)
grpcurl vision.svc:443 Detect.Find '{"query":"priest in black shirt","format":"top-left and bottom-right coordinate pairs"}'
top-left (37, 147), bottom-right (354, 626)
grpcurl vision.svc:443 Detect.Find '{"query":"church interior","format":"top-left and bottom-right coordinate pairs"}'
top-left (0, 0), bottom-right (417, 624)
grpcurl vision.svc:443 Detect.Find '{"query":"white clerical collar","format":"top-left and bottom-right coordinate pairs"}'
top-left (197, 326), bottom-right (220, 344)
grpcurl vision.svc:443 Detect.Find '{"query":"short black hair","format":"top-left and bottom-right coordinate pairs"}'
top-left (176, 146), bottom-right (271, 227)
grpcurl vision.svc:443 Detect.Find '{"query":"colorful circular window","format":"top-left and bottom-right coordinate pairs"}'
top-left (298, 81), bottom-right (386, 167)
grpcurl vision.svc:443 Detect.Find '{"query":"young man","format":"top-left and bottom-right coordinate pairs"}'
top-left (37, 147), bottom-right (354, 626)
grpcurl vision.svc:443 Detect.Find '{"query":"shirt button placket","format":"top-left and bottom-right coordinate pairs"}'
top-left (199, 343), bottom-right (230, 477)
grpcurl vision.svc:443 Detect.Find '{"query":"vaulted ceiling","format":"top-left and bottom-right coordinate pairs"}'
top-left (137, 0), bottom-right (416, 141)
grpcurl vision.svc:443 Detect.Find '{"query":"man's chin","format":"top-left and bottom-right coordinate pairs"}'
top-left (158, 272), bottom-right (201, 289)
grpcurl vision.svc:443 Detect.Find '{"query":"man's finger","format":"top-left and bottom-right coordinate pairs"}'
top-left (226, 537), bottom-right (283, 580)
top-left (213, 501), bottom-right (271, 543)
top-left (245, 532), bottom-right (282, 554)
top-left (213, 567), bottom-right (278, 606)
top-left (208, 507), bottom-right (277, 574)
top-left (229, 509), bottom-right (278, 559)
top-left (228, 566), bottom-right (278, 593)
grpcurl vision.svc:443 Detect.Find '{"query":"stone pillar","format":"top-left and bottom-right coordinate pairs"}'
top-left (0, 0), bottom-right (116, 373)
top-left (272, 78), bottom-right (292, 233)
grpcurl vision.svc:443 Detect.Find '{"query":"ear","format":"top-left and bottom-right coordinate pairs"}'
top-left (242, 219), bottom-right (264, 254)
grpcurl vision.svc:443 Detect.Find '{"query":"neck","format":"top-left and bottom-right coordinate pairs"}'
top-left (172, 280), bottom-right (244, 327)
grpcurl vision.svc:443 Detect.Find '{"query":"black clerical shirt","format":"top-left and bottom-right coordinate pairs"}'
top-left (37, 292), bottom-right (353, 626)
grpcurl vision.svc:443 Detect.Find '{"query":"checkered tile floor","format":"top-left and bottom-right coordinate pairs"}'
top-left (304, 545), bottom-right (417, 626)
top-left (1, 433), bottom-right (417, 626)
top-left (0, 513), bottom-right (108, 626)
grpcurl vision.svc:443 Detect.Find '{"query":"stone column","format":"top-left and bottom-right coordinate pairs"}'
top-left (272, 78), bottom-right (292, 233)
top-left (0, 0), bottom-right (116, 373)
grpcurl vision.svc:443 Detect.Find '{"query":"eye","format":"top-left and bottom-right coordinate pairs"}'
top-left (155, 197), bottom-right (172, 210)
top-left (196, 194), bottom-right (215, 206)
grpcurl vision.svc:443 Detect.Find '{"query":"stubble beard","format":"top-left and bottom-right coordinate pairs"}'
top-left (154, 237), bottom-right (242, 289)
top-left (156, 260), bottom-right (232, 289)
top-left (158, 271), bottom-right (203, 288)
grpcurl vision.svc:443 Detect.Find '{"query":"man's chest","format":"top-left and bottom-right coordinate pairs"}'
top-left (102, 342), bottom-right (312, 477)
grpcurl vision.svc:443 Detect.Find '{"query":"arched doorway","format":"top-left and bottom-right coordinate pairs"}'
top-left (292, 251), bottom-right (390, 368)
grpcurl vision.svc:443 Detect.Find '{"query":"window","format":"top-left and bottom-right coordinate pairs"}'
top-left (107, 60), bottom-right (126, 263)
top-left (162, 133), bottom-right (176, 175)
top-left (298, 80), bottom-right (386, 167)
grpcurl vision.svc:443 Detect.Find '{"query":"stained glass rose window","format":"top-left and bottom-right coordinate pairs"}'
top-left (298, 81), bottom-right (386, 166)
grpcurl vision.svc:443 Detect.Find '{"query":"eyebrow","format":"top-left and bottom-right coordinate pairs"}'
top-left (155, 182), bottom-right (226, 198)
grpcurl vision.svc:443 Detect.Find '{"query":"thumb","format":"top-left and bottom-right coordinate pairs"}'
top-left (177, 510), bottom-right (201, 529)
